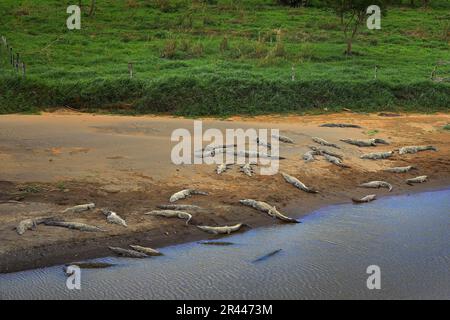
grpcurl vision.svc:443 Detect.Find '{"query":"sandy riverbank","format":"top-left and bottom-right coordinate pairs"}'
top-left (0, 111), bottom-right (449, 273)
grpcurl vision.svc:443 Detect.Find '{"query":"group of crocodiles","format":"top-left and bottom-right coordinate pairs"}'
top-left (211, 124), bottom-right (437, 205)
top-left (306, 125), bottom-right (436, 203)
top-left (12, 123), bottom-right (438, 263)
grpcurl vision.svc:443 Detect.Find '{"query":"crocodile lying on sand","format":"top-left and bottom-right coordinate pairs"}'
top-left (272, 134), bottom-right (294, 144)
top-left (323, 153), bottom-right (350, 168)
top-left (341, 138), bottom-right (389, 147)
top-left (256, 137), bottom-right (272, 149)
top-left (360, 151), bottom-right (393, 160)
top-left (308, 146), bottom-right (343, 159)
top-left (384, 166), bottom-right (416, 173)
top-left (240, 163), bottom-right (254, 177)
top-left (312, 137), bottom-right (340, 149)
top-left (398, 146), bottom-right (437, 155)
top-left (16, 217), bottom-right (55, 235)
top-left (195, 144), bottom-right (237, 158)
top-left (320, 123), bottom-right (362, 129)
top-left (352, 194), bottom-right (377, 203)
top-left (202, 144), bottom-right (237, 152)
top-left (145, 210), bottom-right (192, 225)
top-left (216, 163), bottom-right (232, 175)
top-left (102, 209), bottom-right (127, 228)
top-left (129, 245), bottom-right (163, 256)
top-left (197, 223), bottom-right (244, 235)
top-left (169, 189), bottom-right (208, 202)
top-left (406, 176), bottom-right (428, 185)
top-left (303, 150), bottom-right (319, 163)
top-left (62, 203), bottom-right (95, 214)
top-left (378, 112), bottom-right (401, 117)
top-left (359, 181), bottom-right (393, 192)
top-left (233, 150), bottom-right (285, 160)
top-left (157, 204), bottom-right (202, 211)
top-left (239, 199), bottom-right (299, 223)
top-left (43, 220), bottom-right (105, 232)
top-left (108, 247), bottom-right (148, 258)
top-left (281, 172), bottom-right (318, 194)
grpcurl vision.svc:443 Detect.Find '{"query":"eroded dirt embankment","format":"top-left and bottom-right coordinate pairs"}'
top-left (0, 112), bottom-right (449, 273)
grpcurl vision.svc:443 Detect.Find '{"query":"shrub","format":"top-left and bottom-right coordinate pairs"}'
top-left (219, 36), bottom-right (229, 53)
top-left (276, 0), bottom-right (303, 7)
top-left (161, 39), bottom-right (178, 59)
top-left (191, 43), bottom-right (204, 57)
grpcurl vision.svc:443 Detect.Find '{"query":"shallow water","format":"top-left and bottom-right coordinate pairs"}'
top-left (1, 189), bottom-right (449, 300)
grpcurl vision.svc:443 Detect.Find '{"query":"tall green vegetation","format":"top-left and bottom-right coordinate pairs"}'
top-left (0, 0), bottom-right (448, 116)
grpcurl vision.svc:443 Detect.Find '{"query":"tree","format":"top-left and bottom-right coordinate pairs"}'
top-left (408, 0), bottom-right (430, 7)
top-left (276, 0), bottom-right (310, 8)
top-left (89, 0), bottom-right (96, 16)
top-left (327, 0), bottom-right (389, 55)
top-left (77, 0), bottom-right (96, 16)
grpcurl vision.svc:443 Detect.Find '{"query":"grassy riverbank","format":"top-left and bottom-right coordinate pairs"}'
top-left (0, 0), bottom-right (449, 115)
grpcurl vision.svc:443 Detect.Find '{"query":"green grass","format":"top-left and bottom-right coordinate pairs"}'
top-left (365, 129), bottom-right (380, 136)
top-left (0, 0), bottom-right (449, 116)
top-left (443, 124), bottom-right (450, 130)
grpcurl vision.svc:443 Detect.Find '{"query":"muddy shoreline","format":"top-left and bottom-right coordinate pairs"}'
top-left (1, 112), bottom-right (449, 273)
top-left (1, 182), bottom-right (449, 274)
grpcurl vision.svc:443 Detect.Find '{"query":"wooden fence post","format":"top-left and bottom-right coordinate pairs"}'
top-left (430, 66), bottom-right (437, 80)
top-left (16, 52), bottom-right (20, 73)
top-left (128, 62), bottom-right (133, 79)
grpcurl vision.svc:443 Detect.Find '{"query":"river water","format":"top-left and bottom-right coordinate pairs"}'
top-left (0, 189), bottom-right (449, 300)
